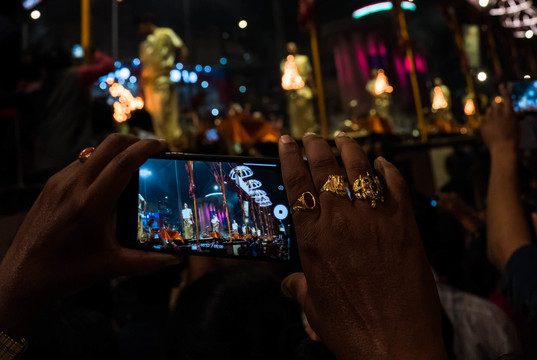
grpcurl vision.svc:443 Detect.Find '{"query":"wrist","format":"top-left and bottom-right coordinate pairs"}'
top-left (489, 143), bottom-right (517, 158)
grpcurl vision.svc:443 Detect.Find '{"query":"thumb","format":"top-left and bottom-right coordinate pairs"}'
top-left (114, 248), bottom-right (183, 276)
top-left (281, 272), bottom-right (308, 309)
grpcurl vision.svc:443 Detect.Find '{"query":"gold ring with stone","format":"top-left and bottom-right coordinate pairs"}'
top-left (78, 147), bottom-right (95, 163)
top-left (320, 175), bottom-right (349, 197)
top-left (353, 172), bottom-right (384, 208)
top-left (292, 192), bottom-right (317, 213)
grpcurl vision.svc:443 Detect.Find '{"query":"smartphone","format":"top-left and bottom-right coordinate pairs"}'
top-left (117, 153), bottom-right (298, 262)
top-left (510, 80), bottom-right (537, 113)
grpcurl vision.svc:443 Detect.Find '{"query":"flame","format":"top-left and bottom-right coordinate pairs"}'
top-left (281, 55), bottom-right (305, 90)
top-left (464, 98), bottom-right (476, 116)
top-left (109, 82), bottom-right (144, 123)
top-left (432, 86), bottom-right (448, 110)
top-left (373, 69), bottom-right (393, 96)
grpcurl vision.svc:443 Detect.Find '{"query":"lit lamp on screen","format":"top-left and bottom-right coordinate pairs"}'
top-left (281, 55), bottom-right (305, 90)
top-left (464, 98), bottom-right (476, 116)
top-left (432, 87), bottom-right (448, 110)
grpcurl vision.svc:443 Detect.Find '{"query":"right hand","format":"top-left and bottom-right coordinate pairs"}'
top-left (279, 133), bottom-right (446, 360)
top-left (481, 84), bottom-right (518, 152)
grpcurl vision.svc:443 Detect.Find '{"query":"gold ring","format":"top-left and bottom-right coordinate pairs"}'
top-left (292, 192), bottom-right (317, 212)
top-left (320, 175), bottom-right (349, 197)
top-left (353, 172), bottom-right (384, 208)
top-left (78, 147), bottom-right (95, 163)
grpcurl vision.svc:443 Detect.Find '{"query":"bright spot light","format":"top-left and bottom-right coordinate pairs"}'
top-left (117, 67), bottom-right (131, 80)
top-left (182, 70), bottom-right (190, 83)
top-left (176, 63), bottom-right (183, 70)
top-left (195, 64), bottom-right (203, 72)
top-left (201, 81), bottom-right (209, 88)
top-left (350, 99), bottom-right (358, 107)
top-left (494, 96), bottom-right (503, 104)
top-left (239, 85), bottom-right (247, 93)
top-left (412, 129), bottom-right (420, 137)
top-left (99, 82), bottom-right (107, 90)
top-left (132, 58), bottom-right (140, 66)
top-left (114, 61), bottom-right (122, 68)
top-left (525, 74), bottom-right (532, 79)
top-left (189, 72), bottom-right (198, 83)
top-left (30, 10), bottom-right (40, 20)
top-left (213, 185), bottom-right (219, 190)
top-left (344, 120), bottom-right (352, 127)
top-left (430, 200), bottom-right (438, 207)
top-left (129, 76), bottom-right (137, 83)
top-left (526, 30), bottom-right (535, 39)
top-left (140, 169), bottom-right (152, 178)
top-left (204, 65), bottom-right (212, 73)
top-left (220, 57), bottom-right (228, 65)
top-left (477, 71), bottom-right (487, 82)
top-left (170, 69), bottom-right (181, 82)
top-left (211, 108), bottom-right (219, 116)
top-left (238, 20), bottom-right (248, 29)
top-left (479, 0), bottom-right (489, 7)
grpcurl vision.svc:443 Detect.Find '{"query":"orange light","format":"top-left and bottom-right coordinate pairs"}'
top-left (373, 69), bottom-right (393, 96)
top-left (108, 82), bottom-right (144, 123)
top-left (281, 55), bottom-right (305, 90)
top-left (494, 96), bottom-right (503, 104)
top-left (432, 86), bottom-right (448, 110)
top-left (464, 98), bottom-right (476, 116)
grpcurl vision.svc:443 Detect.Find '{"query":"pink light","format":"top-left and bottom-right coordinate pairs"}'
top-left (379, 41), bottom-right (387, 57)
top-left (368, 36), bottom-right (377, 56)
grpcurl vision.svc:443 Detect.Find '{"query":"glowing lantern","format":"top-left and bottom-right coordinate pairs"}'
top-left (432, 86), bottom-right (448, 110)
top-left (373, 69), bottom-right (393, 96)
top-left (464, 98), bottom-right (476, 116)
top-left (281, 55), bottom-right (305, 90)
top-left (108, 82), bottom-right (144, 123)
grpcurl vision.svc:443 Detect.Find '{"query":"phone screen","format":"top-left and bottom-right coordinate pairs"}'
top-left (510, 80), bottom-right (537, 112)
top-left (127, 154), bottom-right (297, 262)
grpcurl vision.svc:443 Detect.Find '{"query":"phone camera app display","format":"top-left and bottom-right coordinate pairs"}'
top-left (137, 159), bottom-right (292, 261)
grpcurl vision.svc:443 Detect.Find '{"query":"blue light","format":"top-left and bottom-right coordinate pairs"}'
top-left (99, 82), bottom-right (107, 90)
top-left (430, 200), bottom-right (438, 208)
top-left (189, 72), bottom-right (198, 83)
top-left (118, 78), bottom-right (125, 85)
top-left (132, 58), bottom-right (140, 66)
top-left (129, 76), bottom-right (137, 83)
top-left (182, 70), bottom-right (190, 83)
top-left (211, 108), bottom-right (219, 116)
top-left (114, 61), bottom-right (122, 68)
top-left (239, 85), bottom-right (247, 93)
top-left (153, 245), bottom-right (162, 249)
top-left (195, 64), bottom-right (203, 72)
top-left (170, 69), bottom-right (181, 82)
top-left (220, 57), bottom-right (228, 65)
top-left (140, 169), bottom-right (152, 178)
top-left (201, 81), bottom-right (209, 88)
top-left (401, 1), bottom-right (417, 11)
top-left (99, 76), bottom-right (108, 83)
top-left (204, 65), bottom-right (212, 73)
top-left (117, 67), bottom-right (131, 80)
top-left (205, 192), bottom-right (223, 198)
top-left (176, 63), bottom-right (184, 70)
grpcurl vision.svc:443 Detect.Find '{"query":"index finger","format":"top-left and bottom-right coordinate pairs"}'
top-left (89, 138), bottom-right (168, 206)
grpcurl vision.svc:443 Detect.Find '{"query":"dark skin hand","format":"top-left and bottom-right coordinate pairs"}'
top-left (0, 134), bottom-right (181, 338)
top-left (279, 133), bottom-right (447, 360)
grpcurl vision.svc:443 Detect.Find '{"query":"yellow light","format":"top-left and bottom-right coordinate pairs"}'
top-left (344, 120), bottom-right (352, 127)
top-left (464, 98), bottom-right (476, 116)
top-left (479, 0), bottom-right (489, 7)
top-left (281, 55), bottom-right (305, 90)
top-left (460, 127), bottom-right (468, 135)
top-left (30, 10), bottom-right (40, 20)
top-left (477, 72), bottom-right (487, 82)
top-left (524, 75), bottom-right (531, 79)
top-left (238, 20), bottom-right (248, 29)
top-left (108, 82), bottom-right (144, 123)
top-left (432, 86), bottom-right (448, 110)
top-left (373, 69), bottom-right (393, 95)
top-left (526, 30), bottom-right (534, 39)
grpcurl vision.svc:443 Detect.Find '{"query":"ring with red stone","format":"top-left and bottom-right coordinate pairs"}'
top-left (78, 147), bottom-right (95, 163)
top-left (352, 172), bottom-right (384, 208)
top-left (291, 191), bottom-right (317, 213)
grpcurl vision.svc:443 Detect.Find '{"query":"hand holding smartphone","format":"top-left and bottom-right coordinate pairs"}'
top-left (117, 153), bottom-right (298, 262)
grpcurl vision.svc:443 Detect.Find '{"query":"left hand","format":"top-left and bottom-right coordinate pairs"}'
top-left (481, 84), bottom-right (518, 153)
top-left (0, 134), bottom-right (182, 337)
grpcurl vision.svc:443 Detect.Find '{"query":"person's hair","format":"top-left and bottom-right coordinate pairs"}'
top-left (135, 14), bottom-right (156, 26)
top-left (168, 267), bottom-right (312, 360)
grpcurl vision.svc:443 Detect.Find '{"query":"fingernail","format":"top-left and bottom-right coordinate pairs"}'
top-left (336, 132), bottom-right (347, 137)
top-left (304, 132), bottom-right (317, 137)
top-left (280, 135), bottom-right (294, 144)
top-left (377, 156), bottom-right (387, 162)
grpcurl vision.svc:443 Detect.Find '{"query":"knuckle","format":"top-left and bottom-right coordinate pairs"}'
top-left (347, 158), bottom-right (371, 175)
top-left (285, 173), bottom-right (310, 193)
top-left (308, 156), bottom-right (336, 171)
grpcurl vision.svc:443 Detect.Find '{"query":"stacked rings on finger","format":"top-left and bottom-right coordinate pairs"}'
top-left (292, 192), bottom-right (317, 213)
top-left (78, 147), bottom-right (95, 163)
top-left (353, 172), bottom-right (384, 208)
top-left (320, 175), bottom-right (349, 197)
